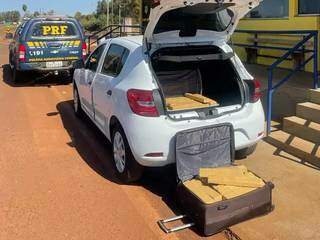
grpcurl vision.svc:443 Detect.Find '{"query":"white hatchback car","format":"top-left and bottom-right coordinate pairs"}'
top-left (73, 0), bottom-right (264, 182)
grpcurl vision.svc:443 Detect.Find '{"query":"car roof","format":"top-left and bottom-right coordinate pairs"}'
top-left (25, 17), bottom-right (80, 27)
top-left (101, 35), bottom-right (143, 47)
top-left (30, 16), bottom-right (76, 21)
top-left (121, 35), bottom-right (143, 45)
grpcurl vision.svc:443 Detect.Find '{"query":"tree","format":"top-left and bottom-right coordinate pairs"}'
top-left (75, 0), bottom-right (141, 32)
top-left (96, 0), bottom-right (108, 15)
top-left (110, 0), bottom-right (141, 24)
top-left (33, 11), bottom-right (40, 17)
top-left (0, 11), bottom-right (21, 22)
top-left (22, 4), bottom-right (28, 13)
top-left (47, 10), bottom-right (55, 16)
top-left (11, 11), bottom-right (21, 22)
top-left (75, 11), bottom-right (82, 21)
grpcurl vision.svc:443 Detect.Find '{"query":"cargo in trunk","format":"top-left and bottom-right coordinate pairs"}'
top-left (151, 46), bottom-right (243, 112)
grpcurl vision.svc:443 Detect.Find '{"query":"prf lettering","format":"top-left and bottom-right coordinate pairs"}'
top-left (42, 26), bottom-right (68, 35)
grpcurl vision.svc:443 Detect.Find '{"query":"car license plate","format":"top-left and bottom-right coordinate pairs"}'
top-left (46, 61), bottom-right (63, 68)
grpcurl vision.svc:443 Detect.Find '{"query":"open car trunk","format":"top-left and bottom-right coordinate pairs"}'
top-left (151, 46), bottom-right (243, 115)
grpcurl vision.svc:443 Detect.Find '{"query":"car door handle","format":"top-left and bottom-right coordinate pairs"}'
top-left (106, 90), bottom-right (112, 96)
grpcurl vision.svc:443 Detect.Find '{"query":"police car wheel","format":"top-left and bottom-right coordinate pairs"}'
top-left (8, 54), bottom-right (12, 68)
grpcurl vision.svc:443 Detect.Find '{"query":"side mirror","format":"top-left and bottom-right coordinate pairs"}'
top-left (73, 59), bottom-right (85, 69)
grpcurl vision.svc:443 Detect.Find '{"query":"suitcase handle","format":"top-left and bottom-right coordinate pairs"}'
top-left (157, 215), bottom-right (195, 233)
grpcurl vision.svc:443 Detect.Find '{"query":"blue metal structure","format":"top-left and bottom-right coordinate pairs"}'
top-left (233, 30), bottom-right (319, 135)
top-left (87, 24), bottom-right (143, 53)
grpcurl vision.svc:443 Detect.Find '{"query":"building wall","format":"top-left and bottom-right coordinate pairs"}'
top-left (235, 0), bottom-right (320, 72)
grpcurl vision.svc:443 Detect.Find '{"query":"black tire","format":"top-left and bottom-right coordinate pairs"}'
top-left (235, 144), bottom-right (257, 160)
top-left (111, 124), bottom-right (144, 183)
top-left (9, 53), bottom-right (12, 68)
top-left (69, 69), bottom-right (75, 81)
top-left (12, 66), bottom-right (22, 84)
top-left (62, 69), bottom-right (74, 84)
top-left (73, 86), bottom-right (83, 118)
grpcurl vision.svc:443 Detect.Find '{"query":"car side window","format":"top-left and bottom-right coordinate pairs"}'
top-left (14, 27), bottom-right (20, 39)
top-left (101, 44), bottom-right (130, 77)
top-left (16, 22), bottom-right (27, 39)
top-left (85, 44), bottom-right (106, 72)
top-left (14, 25), bottom-right (22, 39)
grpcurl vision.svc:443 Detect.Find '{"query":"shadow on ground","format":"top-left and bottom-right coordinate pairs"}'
top-left (264, 124), bottom-right (320, 171)
top-left (2, 64), bottom-right (71, 87)
top-left (55, 100), bottom-right (192, 232)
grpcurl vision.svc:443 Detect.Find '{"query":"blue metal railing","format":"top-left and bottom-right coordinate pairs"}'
top-left (233, 30), bottom-right (319, 135)
top-left (87, 24), bottom-right (143, 53)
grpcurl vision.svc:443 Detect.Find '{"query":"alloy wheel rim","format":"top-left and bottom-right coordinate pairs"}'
top-left (113, 132), bottom-right (126, 173)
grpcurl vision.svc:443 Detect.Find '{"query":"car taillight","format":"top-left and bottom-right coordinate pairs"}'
top-left (82, 42), bottom-right (87, 59)
top-left (127, 89), bottom-right (159, 117)
top-left (246, 79), bottom-right (262, 103)
top-left (18, 44), bottom-right (26, 62)
top-left (252, 79), bottom-right (262, 102)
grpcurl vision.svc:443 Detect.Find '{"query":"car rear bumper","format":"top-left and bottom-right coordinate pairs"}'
top-left (17, 60), bottom-right (78, 72)
top-left (121, 102), bottom-right (265, 167)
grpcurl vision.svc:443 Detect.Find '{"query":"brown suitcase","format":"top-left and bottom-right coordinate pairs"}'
top-left (159, 124), bottom-right (274, 236)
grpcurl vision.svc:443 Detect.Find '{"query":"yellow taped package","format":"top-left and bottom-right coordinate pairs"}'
top-left (183, 179), bottom-right (223, 204)
top-left (199, 165), bottom-right (248, 178)
top-left (213, 185), bottom-right (257, 199)
top-left (206, 172), bottom-right (265, 188)
top-left (185, 93), bottom-right (218, 106)
top-left (166, 94), bottom-right (219, 111)
top-left (183, 166), bottom-right (265, 203)
top-left (199, 165), bottom-right (265, 188)
top-left (166, 96), bottom-right (208, 111)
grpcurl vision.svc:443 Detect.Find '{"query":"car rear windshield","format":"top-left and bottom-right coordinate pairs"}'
top-left (28, 22), bottom-right (79, 39)
top-left (154, 4), bottom-right (234, 36)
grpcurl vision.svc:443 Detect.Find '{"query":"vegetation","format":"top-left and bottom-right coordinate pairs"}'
top-left (0, 11), bottom-right (21, 23)
top-left (1, 1), bottom-right (141, 32)
top-left (0, 3), bottom-right (56, 24)
top-left (75, 0), bottom-right (141, 32)
top-left (22, 4), bottom-right (28, 14)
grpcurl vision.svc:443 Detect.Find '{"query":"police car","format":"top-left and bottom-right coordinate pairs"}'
top-left (9, 16), bottom-right (86, 83)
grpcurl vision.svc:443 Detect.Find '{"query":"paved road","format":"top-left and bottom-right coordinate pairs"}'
top-left (0, 43), bottom-right (228, 240)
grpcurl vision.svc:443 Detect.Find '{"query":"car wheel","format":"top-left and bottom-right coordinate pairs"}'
top-left (12, 66), bottom-right (22, 84)
top-left (68, 69), bottom-right (75, 82)
top-left (62, 70), bottom-right (74, 84)
top-left (73, 87), bottom-right (83, 118)
top-left (8, 53), bottom-right (13, 68)
top-left (235, 144), bottom-right (257, 160)
top-left (112, 125), bottom-right (143, 183)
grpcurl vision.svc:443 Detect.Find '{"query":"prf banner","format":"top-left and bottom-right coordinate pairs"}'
top-left (42, 25), bottom-right (68, 35)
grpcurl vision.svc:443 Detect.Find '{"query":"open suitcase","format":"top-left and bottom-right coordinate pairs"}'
top-left (158, 124), bottom-right (274, 236)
